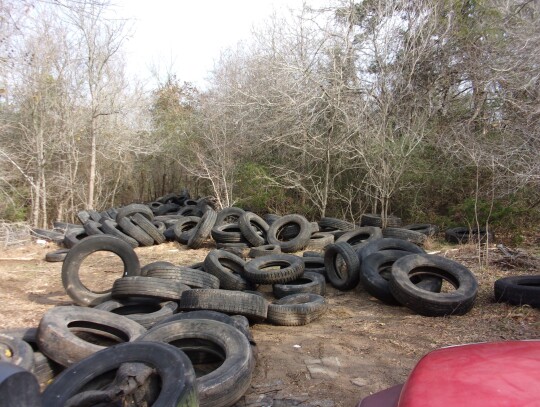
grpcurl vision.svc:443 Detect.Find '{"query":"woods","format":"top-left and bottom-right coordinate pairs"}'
top-left (1, 0), bottom-right (539, 235)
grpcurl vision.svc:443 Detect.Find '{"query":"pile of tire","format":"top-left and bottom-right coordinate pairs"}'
top-left (321, 227), bottom-right (479, 316)
top-left (2, 231), bottom-right (332, 405)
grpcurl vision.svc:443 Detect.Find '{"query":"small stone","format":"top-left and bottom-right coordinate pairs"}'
top-left (351, 377), bottom-right (368, 387)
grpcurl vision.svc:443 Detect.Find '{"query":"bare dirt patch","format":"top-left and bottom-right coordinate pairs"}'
top-left (0, 240), bottom-right (538, 406)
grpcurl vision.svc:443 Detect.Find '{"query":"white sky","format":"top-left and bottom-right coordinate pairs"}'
top-left (115, 0), bottom-right (322, 89)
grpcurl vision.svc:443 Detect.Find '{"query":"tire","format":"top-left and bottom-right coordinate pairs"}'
top-left (140, 261), bottom-right (175, 275)
top-left (41, 342), bottom-right (197, 407)
top-left (63, 229), bottom-right (88, 249)
top-left (77, 210), bottom-right (91, 224)
top-left (146, 267), bottom-right (220, 289)
top-left (0, 333), bottom-right (34, 372)
top-left (83, 220), bottom-right (104, 236)
top-left (248, 244), bottom-right (281, 258)
top-left (112, 276), bottom-right (190, 301)
top-left (45, 248), bottom-right (69, 262)
top-left (267, 293), bottom-right (327, 326)
top-left (303, 251), bottom-right (323, 258)
top-left (239, 212), bottom-right (269, 246)
top-left (0, 363), bottom-right (41, 407)
top-left (132, 212), bottom-right (166, 244)
top-left (267, 214), bottom-right (312, 253)
top-left (37, 306), bottom-right (147, 367)
top-left (318, 217), bottom-right (355, 231)
top-left (187, 208), bottom-right (217, 249)
top-left (302, 256), bottom-right (326, 279)
top-left (494, 275), bottom-right (540, 308)
top-left (179, 289), bottom-right (268, 322)
top-left (204, 250), bottom-right (251, 290)
top-left (273, 272), bottom-right (326, 298)
top-left (211, 223), bottom-right (246, 243)
top-left (101, 219), bottom-right (139, 248)
top-left (403, 223), bottom-right (439, 236)
top-left (95, 299), bottom-right (178, 328)
top-left (305, 232), bottom-right (334, 250)
top-left (152, 220), bottom-right (166, 234)
top-left (243, 254), bottom-right (305, 284)
top-left (118, 217), bottom-right (155, 247)
top-left (357, 238), bottom-right (425, 262)
top-left (115, 203), bottom-right (154, 223)
top-left (138, 319), bottom-right (254, 407)
top-left (263, 213), bottom-right (280, 225)
top-left (177, 205), bottom-right (203, 217)
top-left (324, 242), bottom-right (361, 290)
top-left (360, 213), bottom-right (402, 228)
top-left (215, 207), bottom-right (246, 226)
top-left (389, 254), bottom-right (478, 316)
top-left (445, 226), bottom-right (494, 244)
top-left (336, 226), bottom-right (383, 246)
top-left (61, 235), bottom-right (141, 307)
top-left (173, 216), bottom-right (201, 244)
top-left (382, 227), bottom-right (427, 245)
top-left (360, 250), bottom-right (441, 305)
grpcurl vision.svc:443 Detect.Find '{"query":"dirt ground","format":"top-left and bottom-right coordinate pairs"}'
top-left (0, 239), bottom-right (538, 406)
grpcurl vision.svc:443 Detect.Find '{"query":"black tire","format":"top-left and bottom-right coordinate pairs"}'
top-left (243, 254), bottom-right (305, 284)
top-left (273, 272), bottom-right (326, 298)
top-left (140, 261), bottom-right (175, 275)
top-left (336, 226), bottom-right (383, 246)
top-left (177, 205), bottom-right (203, 217)
top-left (403, 223), bottom-right (439, 236)
top-left (146, 267), bottom-right (220, 289)
top-left (45, 248), bottom-right (70, 262)
top-left (239, 212), bottom-right (269, 246)
top-left (95, 299), bottom-right (178, 328)
top-left (187, 208), bottom-right (217, 249)
top-left (267, 293), bottom-right (327, 326)
top-left (63, 228), bottom-right (88, 249)
top-left (215, 207), bottom-right (246, 226)
top-left (0, 333), bottom-right (34, 372)
top-left (0, 363), bottom-right (41, 407)
top-left (179, 289), bottom-right (268, 322)
top-left (100, 219), bottom-right (139, 248)
top-left (211, 223), bottom-right (246, 243)
top-left (494, 275), bottom-right (540, 308)
top-left (445, 226), bottom-right (494, 244)
top-left (302, 256), bottom-right (326, 279)
top-left (41, 341), bottom-right (197, 407)
top-left (357, 237), bottom-right (426, 262)
top-left (173, 216), bottom-right (201, 244)
top-left (204, 250), bottom-right (251, 290)
top-left (263, 213), bottom-right (280, 225)
top-left (267, 214), bottom-right (312, 253)
top-left (118, 217), bottom-right (155, 246)
top-left (112, 276), bottom-right (190, 301)
top-left (389, 254), bottom-right (478, 316)
top-left (138, 319), bottom-right (253, 407)
top-left (61, 235), bottom-right (141, 306)
top-left (360, 213), bottom-right (402, 228)
top-left (303, 251), bottom-right (324, 258)
top-left (83, 220), bottom-right (104, 236)
top-left (324, 242), bottom-right (361, 290)
top-left (37, 306), bottom-right (147, 367)
top-left (306, 232), bottom-right (334, 249)
top-left (152, 220), bottom-right (166, 233)
top-left (248, 244), bottom-right (281, 258)
top-left (318, 217), bottom-right (355, 231)
top-left (77, 210), bottom-right (91, 224)
top-left (115, 203), bottom-right (154, 223)
top-left (382, 227), bottom-right (427, 245)
top-left (360, 250), bottom-right (441, 305)
top-left (132, 212), bottom-right (166, 244)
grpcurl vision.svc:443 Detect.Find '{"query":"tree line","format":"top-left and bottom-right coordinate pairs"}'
top-left (1, 0), bottom-right (539, 237)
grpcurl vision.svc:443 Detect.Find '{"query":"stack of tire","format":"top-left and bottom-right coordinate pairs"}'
top-left (321, 226), bottom-right (479, 316)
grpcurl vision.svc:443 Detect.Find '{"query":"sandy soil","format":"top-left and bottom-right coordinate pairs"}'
top-left (0, 239), bottom-right (538, 406)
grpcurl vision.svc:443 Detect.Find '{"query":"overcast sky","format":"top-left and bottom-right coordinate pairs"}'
top-left (115, 0), bottom-right (321, 89)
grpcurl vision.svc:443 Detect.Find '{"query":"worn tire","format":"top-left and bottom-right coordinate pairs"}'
top-left (382, 227), bottom-right (427, 246)
top-left (63, 228), bottom-right (88, 248)
top-left (118, 217), bottom-right (155, 247)
top-left (215, 207), bottom-right (246, 226)
top-left (318, 217), bottom-right (355, 231)
top-left (248, 244), bottom-right (281, 258)
top-left (61, 235), bottom-right (141, 306)
top-left (403, 223), bottom-right (439, 236)
top-left (112, 276), bottom-right (190, 301)
top-left (101, 219), bottom-right (139, 248)
top-left (0, 362), bottom-right (41, 407)
top-left (83, 220), bottom-right (104, 236)
top-left (132, 212), bottom-right (166, 244)
top-left (173, 216), bottom-right (201, 244)
top-left (494, 275), bottom-right (540, 308)
top-left (146, 267), bottom-right (220, 289)
top-left (179, 289), bottom-right (268, 322)
top-left (211, 223), bottom-right (246, 244)
top-left (0, 333), bottom-right (34, 372)
top-left (389, 254), bottom-right (478, 316)
top-left (139, 319), bottom-right (253, 407)
top-left (267, 214), bottom-right (312, 253)
top-left (239, 212), bottom-right (269, 246)
top-left (360, 213), bottom-right (402, 228)
top-left (243, 254), bottom-right (305, 284)
top-left (45, 248), bottom-right (70, 263)
top-left (273, 272), bottom-right (326, 298)
top-left (357, 238), bottom-right (425, 262)
top-left (115, 203), bottom-right (154, 223)
top-left (324, 242), bottom-right (361, 290)
top-left (187, 208), bottom-right (217, 249)
top-left (204, 250), bottom-right (251, 290)
top-left (95, 300), bottom-right (178, 329)
top-left (37, 306), bottom-right (147, 367)
top-left (41, 341), bottom-right (197, 407)
top-left (306, 232), bottom-right (335, 250)
top-left (267, 293), bottom-right (327, 326)
top-left (336, 226), bottom-right (383, 246)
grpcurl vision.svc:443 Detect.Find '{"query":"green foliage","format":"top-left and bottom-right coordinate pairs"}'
top-left (234, 162), bottom-right (286, 213)
top-left (0, 200), bottom-right (27, 222)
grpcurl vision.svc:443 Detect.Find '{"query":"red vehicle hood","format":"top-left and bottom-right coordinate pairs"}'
top-left (399, 340), bottom-right (540, 407)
